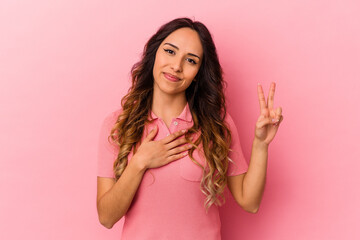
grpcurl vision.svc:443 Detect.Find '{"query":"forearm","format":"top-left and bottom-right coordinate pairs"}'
top-left (97, 159), bottom-right (146, 228)
top-left (242, 138), bottom-right (268, 212)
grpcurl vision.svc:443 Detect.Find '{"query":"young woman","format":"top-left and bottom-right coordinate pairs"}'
top-left (96, 17), bottom-right (283, 239)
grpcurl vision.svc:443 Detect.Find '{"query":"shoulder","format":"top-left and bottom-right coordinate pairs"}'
top-left (99, 107), bottom-right (124, 137)
top-left (224, 111), bottom-right (237, 131)
top-left (103, 107), bottom-right (123, 124)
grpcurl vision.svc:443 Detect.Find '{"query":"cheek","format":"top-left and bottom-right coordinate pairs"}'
top-left (154, 52), bottom-right (167, 68)
top-left (188, 68), bottom-right (199, 80)
top-left (153, 56), bottom-right (162, 77)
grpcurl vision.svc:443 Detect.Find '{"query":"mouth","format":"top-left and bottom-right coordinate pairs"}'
top-left (163, 72), bottom-right (181, 82)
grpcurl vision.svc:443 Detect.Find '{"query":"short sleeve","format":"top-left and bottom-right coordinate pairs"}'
top-left (96, 109), bottom-right (122, 178)
top-left (225, 113), bottom-right (249, 176)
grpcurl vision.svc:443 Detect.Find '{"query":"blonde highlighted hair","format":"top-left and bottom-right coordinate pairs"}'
top-left (109, 17), bottom-right (234, 212)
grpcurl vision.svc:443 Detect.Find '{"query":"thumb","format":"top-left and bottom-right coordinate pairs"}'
top-left (144, 125), bottom-right (158, 142)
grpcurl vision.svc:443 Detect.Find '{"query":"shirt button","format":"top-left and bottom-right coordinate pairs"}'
top-left (166, 133), bottom-right (170, 136)
top-left (173, 121), bottom-right (178, 126)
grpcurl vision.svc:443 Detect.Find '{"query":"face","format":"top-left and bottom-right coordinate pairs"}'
top-left (152, 27), bottom-right (203, 96)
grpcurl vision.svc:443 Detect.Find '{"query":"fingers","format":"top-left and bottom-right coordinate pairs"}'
top-left (258, 82), bottom-right (277, 115)
top-left (143, 125), bottom-right (159, 142)
top-left (273, 107), bottom-right (282, 125)
top-left (257, 117), bottom-right (273, 129)
top-left (256, 111), bottom-right (283, 128)
top-left (161, 128), bottom-right (187, 144)
top-left (165, 136), bottom-right (191, 150)
top-left (165, 142), bottom-right (193, 163)
top-left (256, 115), bottom-right (267, 128)
top-left (257, 83), bottom-right (267, 112)
top-left (274, 110), bottom-right (283, 126)
top-left (267, 82), bottom-right (276, 110)
top-left (165, 151), bottom-right (189, 164)
top-left (276, 107), bottom-right (282, 117)
top-left (162, 129), bottom-right (192, 163)
top-left (269, 106), bottom-right (282, 121)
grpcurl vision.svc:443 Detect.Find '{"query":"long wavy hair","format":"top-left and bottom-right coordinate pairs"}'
top-left (109, 17), bottom-right (234, 212)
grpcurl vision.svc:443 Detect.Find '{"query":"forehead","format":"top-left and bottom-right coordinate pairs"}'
top-left (162, 27), bottom-right (203, 57)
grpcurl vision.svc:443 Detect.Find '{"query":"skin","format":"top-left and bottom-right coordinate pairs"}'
top-left (96, 27), bottom-right (204, 228)
top-left (133, 27), bottom-right (205, 169)
top-left (254, 82), bottom-right (283, 145)
top-left (96, 27), bottom-right (284, 229)
top-left (151, 27), bottom-right (203, 128)
top-left (227, 82), bottom-right (284, 213)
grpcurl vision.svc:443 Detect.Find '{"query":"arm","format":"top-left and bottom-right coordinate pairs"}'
top-left (227, 139), bottom-right (268, 213)
top-left (97, 160), bottom-right (146, 229)
top-left (96, 127), bottom-right (192, 228)
top-left (227, 82), bottom-right (283, 213)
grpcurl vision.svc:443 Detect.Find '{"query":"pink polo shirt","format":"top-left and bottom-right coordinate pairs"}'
top-left (97, 102), bottom-right (248, 240)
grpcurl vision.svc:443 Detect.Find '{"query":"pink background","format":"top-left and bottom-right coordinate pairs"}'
top-left (1, 0), bottom-right (359, 239)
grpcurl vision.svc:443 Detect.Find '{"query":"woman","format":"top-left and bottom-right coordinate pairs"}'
top-left (96, 17), bottom-right (283, 239)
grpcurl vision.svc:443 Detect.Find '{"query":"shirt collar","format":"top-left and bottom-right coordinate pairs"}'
top-left (149, 102), bottom-right (192, 122)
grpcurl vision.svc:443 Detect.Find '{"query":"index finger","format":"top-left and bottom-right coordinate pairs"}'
top-left (161, 129), bottom-right (187, 144)
top-left (257, 83), bottom-right (267, 111)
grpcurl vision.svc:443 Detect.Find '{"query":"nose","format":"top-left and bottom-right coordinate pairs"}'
top-left (171, 56), bottom-right (183, 73)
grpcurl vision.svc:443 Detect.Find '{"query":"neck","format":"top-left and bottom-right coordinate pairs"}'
top-left (152, 89), bottom-right (187, 121)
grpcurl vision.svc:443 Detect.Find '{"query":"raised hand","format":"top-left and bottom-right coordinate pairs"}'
top-left (255, 82), bottom-right (284, 146)
top-left (132, 126), bottom-right (193, 170)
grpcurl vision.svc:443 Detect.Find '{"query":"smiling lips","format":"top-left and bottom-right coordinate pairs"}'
top-left (164, 72), bottom-right (181, 82)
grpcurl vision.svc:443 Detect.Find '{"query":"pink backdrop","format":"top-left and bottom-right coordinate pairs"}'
top-left (1, 0), bottom-right (359, 239)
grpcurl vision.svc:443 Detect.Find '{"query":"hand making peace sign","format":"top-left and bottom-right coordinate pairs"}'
top-left (254, 82), bottom-right (284, 146)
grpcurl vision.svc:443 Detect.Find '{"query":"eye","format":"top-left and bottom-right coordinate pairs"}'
top-left (187, 58), bottom-right (197, 65)
top-left (164, 49), bottom-right (174, 54)
top-left (164, 48), bottom-right (197, 65)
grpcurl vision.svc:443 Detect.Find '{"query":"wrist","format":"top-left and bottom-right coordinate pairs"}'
top-left (129, 156), bottom-right (148, 173)
top-left (253, 138), bottom-right (269, 150)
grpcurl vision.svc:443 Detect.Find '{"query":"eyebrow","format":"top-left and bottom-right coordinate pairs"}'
top-left (163, 42), bottom-right (201, 60)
